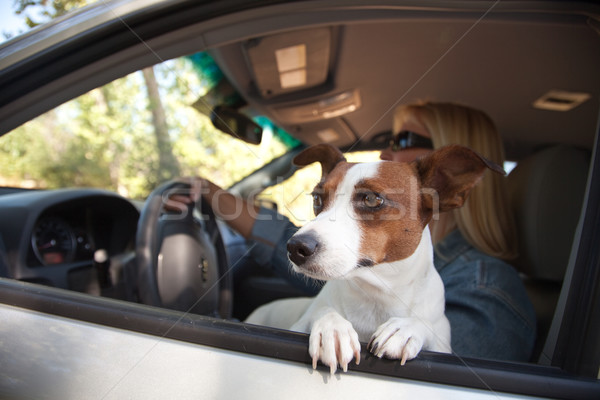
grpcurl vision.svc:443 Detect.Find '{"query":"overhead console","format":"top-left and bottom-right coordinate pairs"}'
top-left (244, 27), bottom-right (332, 99)
top-left (208, 26), bottom-right (363, 147)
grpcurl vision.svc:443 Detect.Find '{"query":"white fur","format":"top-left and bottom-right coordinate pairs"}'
top-left (246, 162), bottom-right (451, 373)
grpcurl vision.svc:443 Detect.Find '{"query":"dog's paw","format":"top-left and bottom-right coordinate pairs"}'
top-left (309, 312), bottom-right (361, 374)
top-left (367, 318), bottom-right (426, 365)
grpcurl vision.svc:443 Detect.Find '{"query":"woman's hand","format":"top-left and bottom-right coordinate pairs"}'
top-left (163, 177), bottom-right (259, 239)
top-left (163, 177), bottom-right (207, 212)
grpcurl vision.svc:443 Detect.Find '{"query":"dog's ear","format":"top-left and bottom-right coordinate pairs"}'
top-left (414, 144), bottom-right (505, 212)
top-left (293, 144), bottom-right (346, 178)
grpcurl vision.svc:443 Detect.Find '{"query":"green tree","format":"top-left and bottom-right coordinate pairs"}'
top-left (14, 0), bottom-right (89, 28)
top-left (10, 0), bottom-right (182, 192)
top-left (2, 1), bottom-right (89, 39)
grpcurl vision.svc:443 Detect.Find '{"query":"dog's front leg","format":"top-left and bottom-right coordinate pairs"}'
top-left (293, 308), bottom-right (361, 374)
top-left (368, 317), bottom-right (433, 365)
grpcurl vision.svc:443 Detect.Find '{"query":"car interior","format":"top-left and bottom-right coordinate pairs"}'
top-left (0, 1), bottom-right (599, 392)
top-left (201, 12), bottom-right (599, 365)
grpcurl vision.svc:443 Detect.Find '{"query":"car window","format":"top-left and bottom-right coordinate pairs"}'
top-left (0, 55), bottom-right (289, 199)
top-left (1, 1), bottom-right (599, 397)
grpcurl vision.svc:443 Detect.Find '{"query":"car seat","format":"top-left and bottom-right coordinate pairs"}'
top-left (507, 145), bottom-right (590, 361)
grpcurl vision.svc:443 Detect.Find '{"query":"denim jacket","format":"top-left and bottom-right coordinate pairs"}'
top-left (433, 229), bottom-right (536, 361)
top-left (249, 207), bottom-right (536, 362)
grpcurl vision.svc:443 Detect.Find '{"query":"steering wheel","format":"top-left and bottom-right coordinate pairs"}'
top-left (135, 179), bottom-right (232, 318)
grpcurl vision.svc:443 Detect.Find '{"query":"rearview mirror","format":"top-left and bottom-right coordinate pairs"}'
top-left (210, 106), bottom-right (262, 145)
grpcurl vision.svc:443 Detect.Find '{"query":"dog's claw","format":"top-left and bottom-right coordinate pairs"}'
top-left (401, 349), bottom-right (409, 365)
top-left (338, 352), bottom-right (349, 373)
top-left (351, 334), bottom-right (361, 366)
top-left (370, 342), bottom-right (379, 354)
top-left (341, 361), bottom-right (348, 373)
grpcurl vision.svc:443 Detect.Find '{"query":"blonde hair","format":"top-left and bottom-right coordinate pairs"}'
top-left (394, 101), bottom-right (518, 260)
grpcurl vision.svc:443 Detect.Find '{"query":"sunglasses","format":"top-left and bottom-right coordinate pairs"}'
top-left (389, 130), bottom-right (434, 151)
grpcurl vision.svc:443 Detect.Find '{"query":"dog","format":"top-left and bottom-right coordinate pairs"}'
top-left (246, 143), bottom-right (505, 374)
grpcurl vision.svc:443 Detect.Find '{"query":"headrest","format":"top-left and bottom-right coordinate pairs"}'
top-left (508, 145), bottom-right (589, 281)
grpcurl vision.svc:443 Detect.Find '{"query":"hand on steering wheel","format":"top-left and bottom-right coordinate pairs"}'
top-left (163, 177), bottom-right (205, 211)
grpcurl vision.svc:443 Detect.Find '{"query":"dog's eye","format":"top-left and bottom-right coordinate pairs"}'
top-left (312, 193), bottom-right (323, 214)
top-left (363, 192), bottom-right (384, 208)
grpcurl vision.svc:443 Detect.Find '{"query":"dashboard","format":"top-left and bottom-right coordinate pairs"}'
top-left (0, 188), bottom-right (139, 295)
top-left (0, 186), bottom-right (278, 313)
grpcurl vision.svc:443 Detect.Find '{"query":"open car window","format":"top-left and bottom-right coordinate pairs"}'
top-left (0, 1), bottom-right (599, 398)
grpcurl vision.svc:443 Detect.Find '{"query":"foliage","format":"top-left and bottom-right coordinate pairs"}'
top-left (14, 0), bottom-right (90, 27)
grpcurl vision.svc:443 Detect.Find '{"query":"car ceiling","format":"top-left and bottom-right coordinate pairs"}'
top-left (0, 1), bottom-right (598, 162)
top-left (208, 7), bottom-right (600, 159)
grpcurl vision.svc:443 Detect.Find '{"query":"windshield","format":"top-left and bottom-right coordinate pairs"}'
top-left (0, 53), bottom-right (291, 199)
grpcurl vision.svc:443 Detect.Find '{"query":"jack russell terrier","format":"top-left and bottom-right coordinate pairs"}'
top-left (246, 143), bottom-right (504, 373)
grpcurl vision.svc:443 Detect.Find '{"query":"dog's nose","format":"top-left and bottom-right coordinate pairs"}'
top-left (287, 234), bottom-right (319, 265)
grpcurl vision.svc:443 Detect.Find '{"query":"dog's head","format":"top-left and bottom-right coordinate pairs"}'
top-left (286, 143), bottom-right (504, 280)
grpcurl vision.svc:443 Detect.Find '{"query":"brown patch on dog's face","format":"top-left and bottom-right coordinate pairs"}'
top-left (354, 162), bottom-right (429, 264)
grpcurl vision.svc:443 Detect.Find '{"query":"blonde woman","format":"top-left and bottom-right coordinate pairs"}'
top-left (180, 101), bottom-right (535, 361)
top-left (378, 101), bottom-right (535, 361)
top-left (381, 101), bottom-right (517, 258)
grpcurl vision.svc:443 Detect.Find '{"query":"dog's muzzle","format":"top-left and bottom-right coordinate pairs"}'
top-left (287, 233), bottom-right (319, 266)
